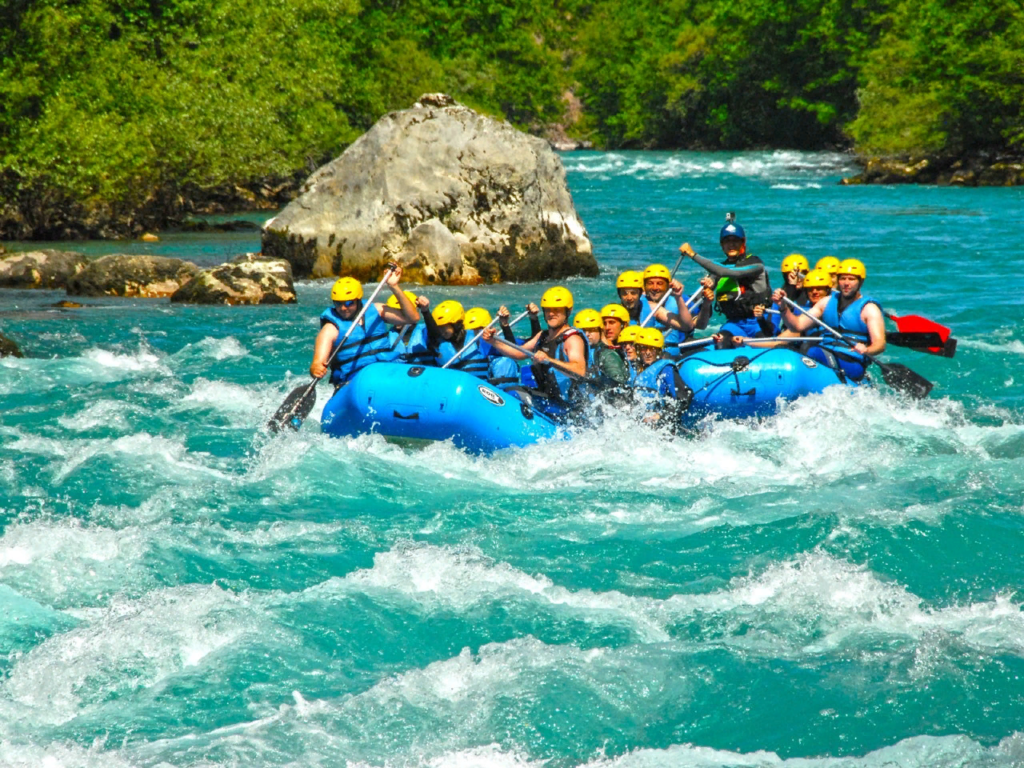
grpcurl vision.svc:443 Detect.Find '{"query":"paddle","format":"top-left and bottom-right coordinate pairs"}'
top-left (442, 309), bottom-right (530, 369)
top-left (781, 297), bottom-right (933, 398)
top-left (764, 309), bottom-right (946, 353)
top-left (884, 310), bottom-right (956, 358)
top-left (267, 263), bottom-right (398, 433)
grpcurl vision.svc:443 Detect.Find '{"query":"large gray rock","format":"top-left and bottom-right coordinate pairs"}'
top-left (0, 331), bottom-right (22, 358)
top-left (262, 94), bottom-right (597, 284)
top-left (0, 250), bottom-right (87, 289)
top-left (170, 254), bottom-right (296, 305)
top-left (66, 254), bottom-right (199, 298)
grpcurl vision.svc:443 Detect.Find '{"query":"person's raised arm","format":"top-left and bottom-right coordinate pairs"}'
top-left (376, 266), bottom-right (420, 324)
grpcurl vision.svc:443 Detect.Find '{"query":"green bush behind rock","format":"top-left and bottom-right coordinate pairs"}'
top-left (2, 0), bottom-right (1023, 239)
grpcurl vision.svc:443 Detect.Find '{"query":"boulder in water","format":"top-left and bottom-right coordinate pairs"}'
top-left (262, 94), bottom-right (597, 284)
top-left (66, 254), bottom-right (199, 298)
top-left (170, 254), bottom-right (296, 305)
top-left (0, 250), bottom-right (87, 289)
top-left (0, 331), bottom-right (22, 358)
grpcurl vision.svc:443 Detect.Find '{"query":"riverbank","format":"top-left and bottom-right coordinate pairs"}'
top-left (842, 152), bottom-right (1024, 186)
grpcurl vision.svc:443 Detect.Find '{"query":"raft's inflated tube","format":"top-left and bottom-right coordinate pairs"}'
top-left (321, 363), bottom-right (561, 452)
top-left (675, 346), bottom-right (858, 423)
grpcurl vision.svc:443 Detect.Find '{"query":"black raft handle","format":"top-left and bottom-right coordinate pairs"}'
top-left (392, 410), bottom-right (420, 420)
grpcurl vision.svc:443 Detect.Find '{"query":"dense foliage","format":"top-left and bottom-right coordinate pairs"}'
top-left (1, 0), bottom-right (1022, 236)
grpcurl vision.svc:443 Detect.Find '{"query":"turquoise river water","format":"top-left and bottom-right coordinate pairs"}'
top-left (1, 151), bottom-right (1023, 767)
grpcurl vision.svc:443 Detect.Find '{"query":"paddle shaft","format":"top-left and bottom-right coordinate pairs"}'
top-left (442, 309), bottom-right (530, 369)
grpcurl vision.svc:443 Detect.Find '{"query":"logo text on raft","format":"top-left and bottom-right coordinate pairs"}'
top-left (478, 386), bottom-right (505, 406)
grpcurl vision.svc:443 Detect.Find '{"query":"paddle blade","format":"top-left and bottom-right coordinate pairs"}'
top-left (267, 382), bottom-right (317, 433)
top-left (886, 312), bottom-right (951, 356)
top-left (877, 361), bottom-right (933, 399)
top-left (887, 331), bottom-right (944, 349)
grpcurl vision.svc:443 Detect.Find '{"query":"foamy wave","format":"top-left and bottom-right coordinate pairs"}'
top-left (180, 378), bottom-right (262, 413)
top-left (56, 399), bottom-right (141, 432)
top-left (0, 584), bottom-right (275, 727)
top-left (80, 347), bottom-right (171, 374)
top-left (196, 336), bottom-right (248, 360)
top-left (311, 545), bottom-right (1024, 661)
top-left (562, 151), bottom-right (855, 181)
top-left (959, 337), bottom-right (1024, 356)
top-left (585, 732), bottom-right (1024, 767)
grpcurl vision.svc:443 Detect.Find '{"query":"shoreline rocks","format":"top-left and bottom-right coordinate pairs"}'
top-left (0, 250), bottom-right (87, 289)
top-left (262, 93), bottom-right (597, 284)
top-left (66, 254), bottom-right (199, 298)
top-left (170, 254), bottom-right (296, 305)
top-left (842, 153), bottom-right (1024, 186)
top-left (0, 330), bottom-right (23, 357)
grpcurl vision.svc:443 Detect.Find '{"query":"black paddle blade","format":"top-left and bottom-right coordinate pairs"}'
top-left (887, 331), bottom-right (944, 349)
top-left (267, 382), bottom-right (317, 433)
top-left (877, 361), bottom-right (933, 399)
top-left (942, 337), bottom-right (957, 358)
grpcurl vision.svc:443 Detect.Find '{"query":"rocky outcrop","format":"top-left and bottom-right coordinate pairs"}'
top-left (66, 254), bottom-right (199, 298)
top-left (0, 250), bottom-right (87, 289)
top-left (168, 257), bottom-right (296, 309)
top-left (842, 153), bottom-right (1024, 186)
top-left (170, 254), bottom-right (296, 305)
top-left (0, 331), bottom-right (23, 357)
top-left (262, 93), bottom-right (597, 284)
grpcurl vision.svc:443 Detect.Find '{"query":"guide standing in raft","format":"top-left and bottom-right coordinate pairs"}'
top-left (679, 213), bottom-right (773, 342)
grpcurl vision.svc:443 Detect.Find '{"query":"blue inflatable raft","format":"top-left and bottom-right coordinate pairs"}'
top-left (321, 363), bottom-right (562, 452)
top-left (674, 345), bottom-right (859, 423)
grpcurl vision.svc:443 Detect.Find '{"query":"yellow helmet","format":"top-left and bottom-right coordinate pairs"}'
top-left (464, 307), bottom-right (492, 330)
top-left (617, 325), bottom-right (641, 344)
top-left (600, 304), bottom-right (629, 324)
top-left (616, 271), bottom-right (644, 290)
top-left (572, 309), bottom-right (602, 330)
top-left (386, 290), bottom-right (417, 309)
top-left (330, 277), bottom-right (363, 302)
top-left (636, 327), bottom-right (665, 349)
top-left (802, 269), bottom-right (832, 289)
top-left (838, 258), bottom-right (866, 279)
top-left (432, 300), bottom-right (465, 326)
top-left (541, 286), bottom-right (573, 309)
top-left (781, 254), bottom-right (810, 274)
top-left (642, 264), bottom-right (671, 282)
top-left (816, 256), bottom-right (841, 275)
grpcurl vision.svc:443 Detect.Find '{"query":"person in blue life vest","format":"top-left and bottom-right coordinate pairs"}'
top-left (310, 266), bottom-right (420, 386)
top-left (482, 286), bottom-right (589, 404)
top-left (638, 264), bottom-right (710, 355)
top-left (772, 258), bottom-right (885, 381)
top-left (617, 324), bottom-right (641, 373)
top-left (386, 291), bottom-right (435, 365)
top-left (678, 213), bottom-right (773, 345)
top-left (733, 267), bottom-right (832, 349)
top-left (425, 301), bottom-right (512, 385)
top-left (630, 327), bottom-right (692, 426)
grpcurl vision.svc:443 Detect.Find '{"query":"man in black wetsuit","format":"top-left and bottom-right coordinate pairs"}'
top-left (678, 214), bottom-right (773, 343)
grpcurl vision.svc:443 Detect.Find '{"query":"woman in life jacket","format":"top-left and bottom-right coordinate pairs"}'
top-left (772, 258), bottom-right (885, 381)
top-left (310, 267), bottom-right (420, 386)
top-left (483, 286), bottom-right (588, 404)
top-left (386, 290), bottom-right (435, 365)
top-left (737, 267), bottom-right (832, 349)
top-left (630, 327), bottom-right (691, 427)
top-left (678, 213), bottom-right (773, 341)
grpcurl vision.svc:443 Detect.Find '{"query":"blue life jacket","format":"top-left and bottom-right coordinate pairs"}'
top-left (820, 294), bottom-right (880, 364)
top-left (632, 358), bottom-right (677, 398)
top-left (529, 327), bottom-right (590, 401)
top-left (320, 303), bottom-right (393, 385)
top-left (437, 337), bottom-right (493, 379)
top-left (639, 294), bottom-right (684, 351)
top-left (388, 322), bottom-right (434, 365)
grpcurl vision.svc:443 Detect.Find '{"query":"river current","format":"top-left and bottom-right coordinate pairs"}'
top-left (1, 151), bottom-right (1023, 767)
